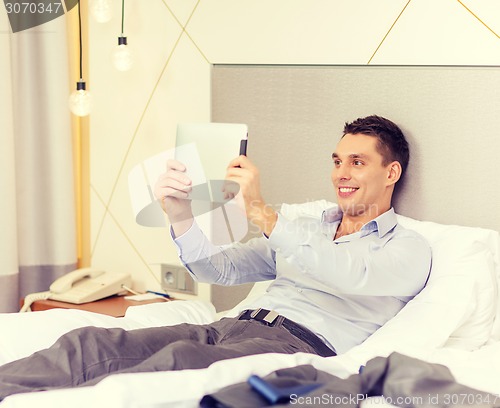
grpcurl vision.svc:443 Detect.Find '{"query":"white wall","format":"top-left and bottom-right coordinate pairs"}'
top-left (89, 0), bottom-right (500, 299)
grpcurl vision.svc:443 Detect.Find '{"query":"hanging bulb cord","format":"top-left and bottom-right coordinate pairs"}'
top-left (78, 0), bottom-right (83, 81)
top-left (121, 0), bottom-right (125, 36)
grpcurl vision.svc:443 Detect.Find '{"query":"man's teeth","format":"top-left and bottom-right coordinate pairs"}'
top-left (339, 187), bottom-right (357, 193)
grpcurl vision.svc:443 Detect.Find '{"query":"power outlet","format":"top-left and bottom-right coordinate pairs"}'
top-left (160, 264), bottom-right (197, 295)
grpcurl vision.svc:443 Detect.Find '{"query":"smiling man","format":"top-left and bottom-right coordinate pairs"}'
top-left (0, 115), bottom-right (431, 400)
top-left (168, 114), bottom-right (431, 354)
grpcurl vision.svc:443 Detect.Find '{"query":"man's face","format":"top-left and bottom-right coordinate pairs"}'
top-left (331, 133), bottom-right (393, 217)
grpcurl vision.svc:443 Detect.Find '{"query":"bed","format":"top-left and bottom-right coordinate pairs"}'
top-left (2, 65), bottom-right (499, 406)
top-left (0, 204), bottom-right (499, 407)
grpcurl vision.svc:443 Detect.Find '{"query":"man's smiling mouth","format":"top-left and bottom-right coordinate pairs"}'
top-left (339, 187), bottom-right (359, 193)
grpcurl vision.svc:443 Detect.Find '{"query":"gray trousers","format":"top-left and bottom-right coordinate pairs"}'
top-left (0, 317), bottom-right (318, 400)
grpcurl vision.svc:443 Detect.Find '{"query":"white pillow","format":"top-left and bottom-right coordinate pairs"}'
top-left (396, 215), bottom-right (498, 350)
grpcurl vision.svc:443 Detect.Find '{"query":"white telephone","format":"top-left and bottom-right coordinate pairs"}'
top-left (20, 268), bottom-right (132, 312)
top-left (49, 268), bottom-right (132, 304)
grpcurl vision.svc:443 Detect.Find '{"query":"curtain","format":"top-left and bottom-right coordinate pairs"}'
top-left (0, 9), bottom-right (78, 312)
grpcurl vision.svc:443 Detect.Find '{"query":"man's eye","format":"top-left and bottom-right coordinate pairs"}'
top-left (333, 160), bottom-right (341, 166)
top-left (353, 160), bottom-right (364, 166)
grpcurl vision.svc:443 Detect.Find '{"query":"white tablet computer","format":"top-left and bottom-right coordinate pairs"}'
top-left (175, 122), bottom-right (248, 243)
top-left (128, 122), bottom-right (248, 244)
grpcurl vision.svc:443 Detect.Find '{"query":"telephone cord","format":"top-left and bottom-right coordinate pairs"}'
top-left (20, 291), bottom-right (52, 313)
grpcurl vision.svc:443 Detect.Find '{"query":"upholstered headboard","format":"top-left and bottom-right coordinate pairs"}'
top-left (210, 64), bottom-right (500, 311)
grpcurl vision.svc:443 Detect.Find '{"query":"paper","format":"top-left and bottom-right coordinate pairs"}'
top-left (124, 293), bottom-right (164, 301)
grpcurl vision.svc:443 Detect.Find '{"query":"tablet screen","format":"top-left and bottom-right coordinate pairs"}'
top-left (175, 123), bottom-right (248, 202)
top-left (175, 122), bottom-right (249, 243)
top-left (176, 122), bottom-right (247, 179)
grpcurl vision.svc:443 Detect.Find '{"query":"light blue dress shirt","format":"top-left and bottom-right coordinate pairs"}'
top-left (173, 202), bottom-right (431, 354)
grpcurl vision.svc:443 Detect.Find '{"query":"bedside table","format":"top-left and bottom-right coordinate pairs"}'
top-left (27, 294), bottom-right (168, 317)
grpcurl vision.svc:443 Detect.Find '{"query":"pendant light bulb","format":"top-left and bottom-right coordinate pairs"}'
top-left (69, 81), bottom-right (92, 117)
top-left (112, 36), bottom-right (133, 71)
top-left (90, 0), bottom-right (112, 23)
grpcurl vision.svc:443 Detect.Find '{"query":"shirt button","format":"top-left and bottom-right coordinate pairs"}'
top-left (297, 288), bottom-right (303, 293)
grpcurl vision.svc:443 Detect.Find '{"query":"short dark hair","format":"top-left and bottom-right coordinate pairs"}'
top-left (343, 115), bottom-right (410, 178)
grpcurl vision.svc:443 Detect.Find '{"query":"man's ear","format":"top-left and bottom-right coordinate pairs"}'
top-left (387, 161), bottom-right (402, 186)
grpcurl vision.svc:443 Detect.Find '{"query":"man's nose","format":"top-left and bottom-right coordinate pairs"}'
top-left (334, 164), bottom-right (351, 181)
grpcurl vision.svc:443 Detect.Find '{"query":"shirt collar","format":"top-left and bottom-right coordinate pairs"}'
top-left (321, 206), bottom-right (397, 238)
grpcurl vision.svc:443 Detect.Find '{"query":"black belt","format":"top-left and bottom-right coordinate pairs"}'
top-left (238, 308), bottom-right (336, 357)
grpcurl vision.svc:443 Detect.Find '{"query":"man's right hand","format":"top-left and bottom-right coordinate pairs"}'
top-left (154, 159), bottom-right (194, 235)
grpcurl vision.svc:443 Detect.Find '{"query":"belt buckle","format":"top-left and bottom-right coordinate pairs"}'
top-left (251, 308), bottom-right (279, 325)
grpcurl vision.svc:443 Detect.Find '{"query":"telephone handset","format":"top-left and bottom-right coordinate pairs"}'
top-left (50, 268), bottom-right (104, 294)
top-left (48, 268), bottom-right (132, 304)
